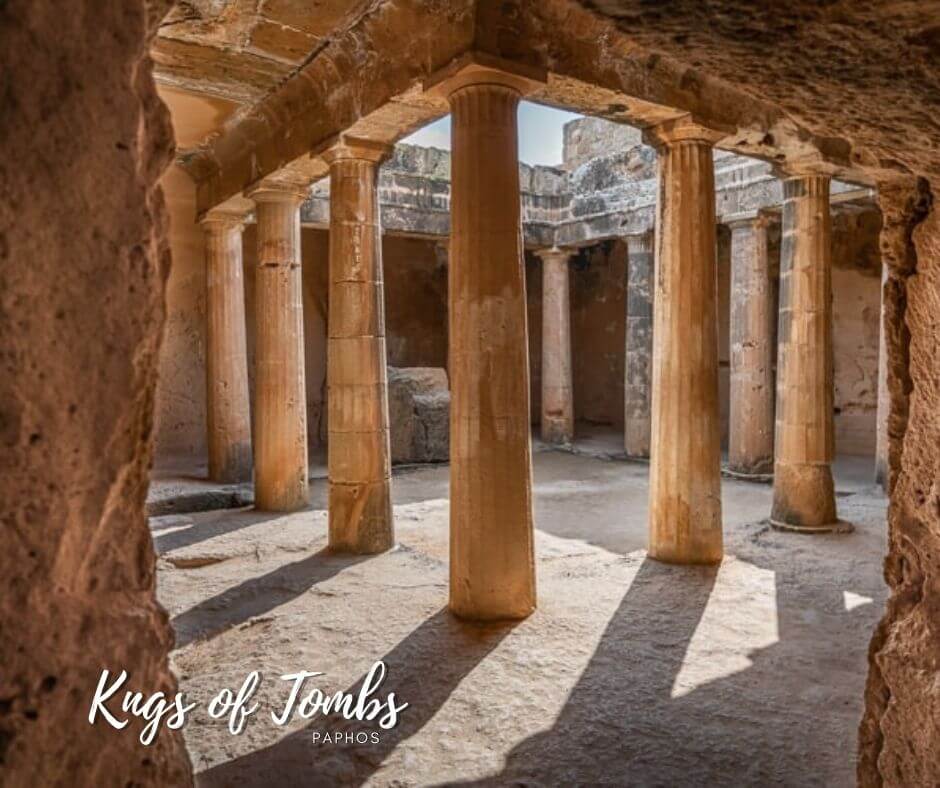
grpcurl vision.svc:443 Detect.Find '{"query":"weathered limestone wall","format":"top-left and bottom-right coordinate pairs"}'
top-left (563, 117), bottom-right (643, 170)
top-left (859, 180), bottom-right (938, 786)
top-left (0, 0), bottom-right (191, 783)
top-left (155, 167), bottom-right (208, 463)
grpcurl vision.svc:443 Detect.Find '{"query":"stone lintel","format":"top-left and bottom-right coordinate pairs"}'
top-left (423, 51), bottom-right (547, 98)
top-left (771, 158), bottom-right (836, 181)
top-left (320, 135), bottom-right (394, 166)
top-left (643, 115), bottom-right (728, 149)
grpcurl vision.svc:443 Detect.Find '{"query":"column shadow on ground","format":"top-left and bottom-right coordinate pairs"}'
top-left (197, 608), bottom-right (515, 787)
top-left (172, 549), bottom-right (370, 649)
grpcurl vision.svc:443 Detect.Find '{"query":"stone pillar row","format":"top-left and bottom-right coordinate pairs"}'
top-left (199, 86), bottom-right (848, 627)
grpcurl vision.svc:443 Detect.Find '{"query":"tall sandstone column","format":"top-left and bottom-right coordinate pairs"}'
top-left (624, 230), bottom-right (654, 459)
top-left (432, 61), bottom-right (540, 620)
top-left (644, 118), bottom-right (724, 564)
top-left (248, 182), bottom-right (309, 512)
top-left (771, 173), bottom-right (840, 531)
top-left (727, 214), bottom-right (776, 477)
top-left (874, 263), bottom-right (889, 491)
top-left (536, 247), bottom-right (575, 445)
top-left (323, 138), bottom-right (395, 553)
top-left (201, 211), bottom-right (253, 483)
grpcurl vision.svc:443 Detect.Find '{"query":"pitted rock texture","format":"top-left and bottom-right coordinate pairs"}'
top-left (388, 367), bottom-right (450, 464)
top-left (859, 180), bottom-right (938, 787)
top-left (0, 1), bottom-right (191, 784)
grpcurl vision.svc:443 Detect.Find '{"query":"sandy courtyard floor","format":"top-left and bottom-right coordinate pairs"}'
top-left (152, 446), bottom-right (887, 787)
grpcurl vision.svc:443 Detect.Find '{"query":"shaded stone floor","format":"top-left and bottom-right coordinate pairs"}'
top-left (152, 438), bottom-right (887, 786)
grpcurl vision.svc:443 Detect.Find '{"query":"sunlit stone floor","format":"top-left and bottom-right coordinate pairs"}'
top-left (152, 439), bottom-right (886, 787)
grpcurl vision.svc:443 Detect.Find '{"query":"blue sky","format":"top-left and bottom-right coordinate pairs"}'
top-left (403, 101), bottom-right (582, 166)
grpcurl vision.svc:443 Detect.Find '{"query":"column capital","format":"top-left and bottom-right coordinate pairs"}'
top-left (200, 208), bottom-right (249, 231)
top-left (321, 135), bottom-right (393, 166)
top-left (642, 115), bottom-right (726, 149)
top-left (244, 178), bottom-right (309, 205)
top-left (424, 51), bottom-right (547, 99)
top-left (533, 246), bottom-right (576, 263)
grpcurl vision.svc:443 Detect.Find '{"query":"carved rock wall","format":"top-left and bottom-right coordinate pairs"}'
top-left (859, 180), bottom-right (938, 786)
top-left (0, 1), bottom-right (191, 784)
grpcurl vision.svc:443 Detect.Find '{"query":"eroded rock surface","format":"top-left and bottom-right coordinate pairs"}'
top-left (0, 1), bottom-right (190, 784)
top-left (859, 180), bottom-right (938, 786)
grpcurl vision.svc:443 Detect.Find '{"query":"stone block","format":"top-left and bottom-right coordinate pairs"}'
top-left (388, 367), bottom-right (450, 464)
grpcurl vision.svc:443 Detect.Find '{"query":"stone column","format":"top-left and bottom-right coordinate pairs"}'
top-left (624, 230), bottom-right (654, 459)
top-left (874, 263), bottom-right (889, 491)
top-left (727, 214), bottom-right (776, 477)
top-left (771, 173), bottom-right (841, 531)
top-left (248, 182), bottom-right (309, 512)
top-left (201, 210), bottom-right (253, 484)
top-left (536, 247), bottom-right (574, 445)
top-left (323, 137), bottom-right (394, 553)
top-left (643, 118), bottom-right (724, 565)
top-left (433, 63), bottom-right (540, 620)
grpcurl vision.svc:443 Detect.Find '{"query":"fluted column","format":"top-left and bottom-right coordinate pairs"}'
top-left (439, 66), bottom-right (539, 620)
top-left (536, 247), bottom-right (574, 445)
top-left (323, 137), bottom-right (394, 553)
top-left (624, 230), bottom-right (654, 459)
top-left (248, 182), bottom-right (309, 512)
top-left (201, 211), bottom-right (253, 483)
top-left (727, 214), bottom-right (776, 477)
top-left (771, 173), bottom-right (840, 531)
top-left (874, 263), bottom-right (889, 491)
top-left (643, 118), bottom-right (724, 564)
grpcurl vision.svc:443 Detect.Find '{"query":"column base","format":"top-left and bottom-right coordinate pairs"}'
top-left (647, 548), bottom-right (723, 567)
top-left (448, 598), bottom-right (536, 623)
top-left (540, 421), bottom-right (573, 446)
top-left (769, 518), bottom-right (854, 534)
top-left (770, 462), bottom-right (840, 532)
top-left (723, 466), bottom-right (773, 484)
top-left (254, 495), bottom-right (309, 514)
top-left (328, 478), bottom-right (394, 554)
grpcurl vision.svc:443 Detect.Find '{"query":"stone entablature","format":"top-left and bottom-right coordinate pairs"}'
top-left (298, 118), bottom-right (875, 248)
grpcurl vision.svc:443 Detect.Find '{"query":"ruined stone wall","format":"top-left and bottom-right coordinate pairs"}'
top-left (0, 0), bottom-right (191, 783)
top-left (154, 223), bottom-right (448, 462)
top-left (563, 116), bottom-right (643, 170)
